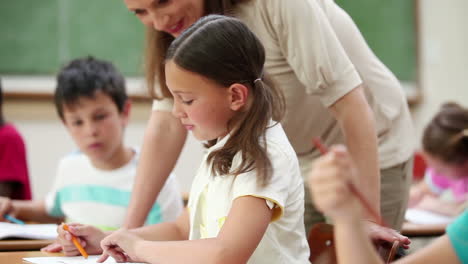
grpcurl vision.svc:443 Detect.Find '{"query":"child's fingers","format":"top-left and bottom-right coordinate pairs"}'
top-left (97, 253), bottom-right (109, 263)
top-left (40, 242), bottom-right (63, 253)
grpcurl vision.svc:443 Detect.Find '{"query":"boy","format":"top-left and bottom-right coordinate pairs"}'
top-left (0, 57), bottom-right (183, 231)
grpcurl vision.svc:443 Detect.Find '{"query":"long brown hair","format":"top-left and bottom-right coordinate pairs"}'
top-left (144, 0), bottom-right (249, 99)
top-left (166, 15), bottom-right (285, 186)
top-left (423, 102), bottom-right (468, 165)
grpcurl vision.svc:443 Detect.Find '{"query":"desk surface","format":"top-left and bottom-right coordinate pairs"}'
top-left (0, 251), bottom-right (62, 264)
top-left (0, 239), bottom-right (54, 251)
top-left (401, 222), bottom-right (446, 237)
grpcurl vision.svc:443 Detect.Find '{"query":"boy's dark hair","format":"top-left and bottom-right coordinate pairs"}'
top-left (423, 102), bottom-right (468, 165)
top-left (166, 15), bottom-right (285, 186)
top-left (54, 56), bottom-right (127, 120)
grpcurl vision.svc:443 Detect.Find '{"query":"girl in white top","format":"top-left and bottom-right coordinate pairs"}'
top-left (57, 15), bottom-right (310, 263)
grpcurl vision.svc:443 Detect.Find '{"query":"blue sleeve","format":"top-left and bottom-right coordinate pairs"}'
top-left (446, 210), bottom-right (468, 263)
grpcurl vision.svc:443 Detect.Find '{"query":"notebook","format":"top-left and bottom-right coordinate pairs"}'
top-left (405, 208), bottom-right (455, 225)
top-left (0, 222), bottom-right (58, 240)
top-left (23, 256), bottom-right (146, 264)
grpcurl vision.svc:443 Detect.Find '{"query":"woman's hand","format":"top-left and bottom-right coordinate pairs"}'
top-left (98, 228), bottom-right (144, 263)
top-left (53, 223), bottom-right (106, 256)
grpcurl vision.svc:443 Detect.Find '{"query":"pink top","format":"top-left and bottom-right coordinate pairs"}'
top-left (425, 168), bottom-right (468, 202)
top-left (0, 124), bottom-right (31, 200)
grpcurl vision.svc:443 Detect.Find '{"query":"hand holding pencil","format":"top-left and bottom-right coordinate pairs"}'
top-left (62, 223), bottom-right (89, 259)
top-left (55, 223), bottom-right (106, 257)
top-left (309, 139), bottom-right (411, 248)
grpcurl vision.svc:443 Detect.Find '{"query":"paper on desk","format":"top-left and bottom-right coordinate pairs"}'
top-left (405, 208), bottom-right (455, 225)
top-left (23, 255), bottom-right (146, 264)
top-left (0, 222), bottom-right (57, 240)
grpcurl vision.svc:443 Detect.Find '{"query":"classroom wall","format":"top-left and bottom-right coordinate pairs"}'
top-left (3, 0), bottom-right (468, 200)
top-left (411, 0), bottom-right (468, 144)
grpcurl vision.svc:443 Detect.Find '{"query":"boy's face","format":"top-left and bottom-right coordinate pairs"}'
top-left (62, 91), bottom-right (130, 166)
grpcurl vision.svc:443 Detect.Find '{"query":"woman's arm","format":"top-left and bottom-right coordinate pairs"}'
top-left (329, 85), bottom-right (380, 219)
top-left (123, 110), bottom-right (187, 228)
top-left (101, 196), bottom-right (272, 264)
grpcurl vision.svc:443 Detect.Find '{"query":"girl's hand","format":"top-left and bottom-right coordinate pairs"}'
top-left (308, 145), bottom-right (361, 220)
top-left (0, 197), bottom-right (14, 221)
top-left (98, 229), bottom-right (144, 263)
top-left (55, 223), bottom-right (106, 256)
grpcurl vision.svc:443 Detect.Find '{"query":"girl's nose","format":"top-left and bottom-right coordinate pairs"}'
top-left (172, 102), bottom-right (186, 119)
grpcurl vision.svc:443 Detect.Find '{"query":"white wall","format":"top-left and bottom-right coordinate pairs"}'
top-left (4, 0), bottom-right (468, 199)
top-left (411, 0), bottom-right (468, 144)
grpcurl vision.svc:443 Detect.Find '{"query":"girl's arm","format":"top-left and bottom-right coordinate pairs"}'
top-left (409, 180), bottom-right (434, 208)
top-left (329, 85), bottom-right (380, 220)
top-left (100, 196), bottom-right (272, 264)
top-left (123, 111), bottom-right (187, 228)
top-left (130, 208), bottom-right (190, 241)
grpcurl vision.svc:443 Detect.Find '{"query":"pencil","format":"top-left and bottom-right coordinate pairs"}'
top-left (312, 137), bottom-right (387, 227)
top-left (4, 214), bottom-right (25, 225)
top-left (62, 223), bottom-right (88, 259)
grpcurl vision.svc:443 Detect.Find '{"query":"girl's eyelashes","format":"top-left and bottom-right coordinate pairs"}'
top-left (182, 99), bottom-right (194, 105)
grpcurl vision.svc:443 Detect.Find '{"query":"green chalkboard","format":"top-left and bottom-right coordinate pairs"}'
top-left (0, 0), bottom-right (145, 76)
top-left (335, 0), bottom-right (417, 82)
top-left (1, 0), bottom-right (416, 81)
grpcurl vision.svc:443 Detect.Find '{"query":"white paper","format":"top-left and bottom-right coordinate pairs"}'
top-left (23, 255), bottom-right (146, 264)
top-left (405, 208), bottom-right (455, 225)
top-left (0, 222), bottom-right (57, 240)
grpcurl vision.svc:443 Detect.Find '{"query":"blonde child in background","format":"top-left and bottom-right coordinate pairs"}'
top-left (56, 15), bottom-right (310, 264)
top-left (409, 103), bottom-right (468, 217)
top-left (0, 57), bottom-right (182, 254)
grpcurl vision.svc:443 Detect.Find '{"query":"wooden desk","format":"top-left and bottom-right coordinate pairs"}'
top-left (401, 222), bottom-right (446, 237)
top-left (0, 251), bottom-right (62, 264)
top-left (0, 239), bottom-right (54, 251)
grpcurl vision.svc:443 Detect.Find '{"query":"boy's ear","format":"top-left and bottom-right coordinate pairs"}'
top-left (121, 99), bottom-right (132, 125)
top-left (228, 83), bottom-right (248, 111)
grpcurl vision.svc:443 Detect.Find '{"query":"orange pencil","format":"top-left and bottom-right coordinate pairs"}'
top-left (62, 223), bottom-right (89, 259)
top-left (312, 137), bottom-right (387, 227)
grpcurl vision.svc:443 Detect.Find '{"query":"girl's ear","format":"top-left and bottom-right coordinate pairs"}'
top-left (228, 83), bottom-right (249, 111)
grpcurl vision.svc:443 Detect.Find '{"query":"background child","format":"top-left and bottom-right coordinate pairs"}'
top-left (57, 15), bottom-right (310, 263)
top-left (308, 145), bottom-right (467, 264)
top-left (409, 103), bottom-right (468, 217)
top-left (0, 78), bottom-right (31, 201)
top-left (0, 57), bottom-right (182, 234)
